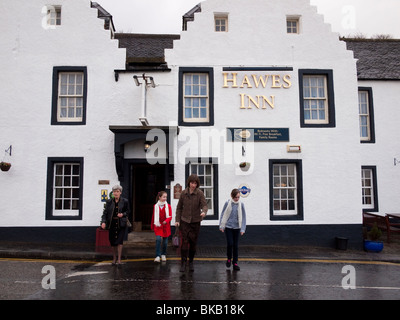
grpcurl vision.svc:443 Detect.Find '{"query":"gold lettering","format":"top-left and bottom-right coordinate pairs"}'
top-left (248, 95), bottom-right (260, 109)
top-left (223, 73), bottom-right (238, 88)
top-left (240, 94), bottom-right (275, 109)
top-left (239, 93), bottom-right (246, 109)
top-left (251, 75), bottom-right (269, 88)
top-left (240, 75), bottom-right (253, 88)
top-left (259, 95), bottom-right (275, 109)
top-left (271, 75), bottom-right (281, 88)
top-left (283, 75), bottom-right (292, 88)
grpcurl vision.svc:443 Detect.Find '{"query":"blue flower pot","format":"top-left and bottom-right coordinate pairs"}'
top-left (364, 240), bottom-right (384, 252)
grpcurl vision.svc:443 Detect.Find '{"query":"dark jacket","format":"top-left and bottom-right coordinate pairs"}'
top-left (101, 197), bottom-right (130, 229)
top-left (176, 188), bottom-right (208, 224)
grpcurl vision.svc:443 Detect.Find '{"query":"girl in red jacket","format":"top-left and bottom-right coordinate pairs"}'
top-left (151, 191), bottom-right (172, 262)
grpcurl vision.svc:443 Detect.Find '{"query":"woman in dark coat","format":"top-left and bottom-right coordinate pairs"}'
top-left (175, 174), bottom-right (208, 272)
top-left (101, 185), bottom-right (130, 266)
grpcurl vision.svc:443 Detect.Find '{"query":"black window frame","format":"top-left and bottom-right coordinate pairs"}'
top-left (178, 67), bottom-right (214, 126)
top-left (45, 157), bottom-right (84, 220)
top-left (269, 159), bottom-right (304, 221)
top-left (298, 69), bottom-right (336, 128)
top-left (51, 66), bottom-right (88, 125)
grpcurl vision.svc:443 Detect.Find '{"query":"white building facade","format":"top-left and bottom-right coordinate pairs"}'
top-left (0, 0), bottom-right (125, 242)
top-left (1, 0), bottom-right (399, 248)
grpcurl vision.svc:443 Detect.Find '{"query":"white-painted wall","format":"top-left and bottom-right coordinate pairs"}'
top-left (358, 81), bottom-right (400, 215)
top-left (0, 0), bottom-right (126, 227)
top-left (163, 0), bottom-right (361, 226)
top-left (2, 0), bottom-right (397, 237)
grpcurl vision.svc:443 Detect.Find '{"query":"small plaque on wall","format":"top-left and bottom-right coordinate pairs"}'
top-left (98, 180), bottom-right (110, 185)
top-left (174, 183), bottom-right (182, 199)
top-left (227, 128), bottom-right (289, 142)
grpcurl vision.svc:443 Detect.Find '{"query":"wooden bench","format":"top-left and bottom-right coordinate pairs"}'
top-left (363, 212), bottom-right (400, 243)
top-left (385, 213), bottom-right (400, 243)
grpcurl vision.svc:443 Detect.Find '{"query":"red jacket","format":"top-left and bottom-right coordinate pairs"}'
top-left (151, 203), bottom-right (172, 237)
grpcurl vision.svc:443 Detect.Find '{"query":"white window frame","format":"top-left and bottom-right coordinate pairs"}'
top-left (53, 163), bottom-right (81, 217)
top-left (361, 168), bottom-right (374, 209)
top-left (359, 91), bottom-right (371, 141)
top-left (215, 15), bottom-right (228, 32)
top-left (47, 5), bottom-right (61, 26)
top-left (287, 17), bottom-right (299, 34)
top-left (188, 162), bottom-right (214, 215)
top-left (272, 163), bottom-right (297, 216)
top-left (57, 72), bottom-right (84, 122)
top-left (303, 75), bottom-right (329, 124)
top-left (183, 73), bottom-right (210, 123)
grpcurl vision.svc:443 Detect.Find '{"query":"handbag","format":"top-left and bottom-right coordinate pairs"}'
top-left (119, 216), bottom-right (132, 228)
top-left (172, 227), bottom-right (180, 248)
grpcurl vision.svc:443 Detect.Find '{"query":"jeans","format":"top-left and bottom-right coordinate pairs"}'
top-left (156, 236), bottom-right (168, 257)
top-left (225, 228), bottom-right (240, 263)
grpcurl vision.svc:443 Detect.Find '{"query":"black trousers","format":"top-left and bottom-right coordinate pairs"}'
top-left (225, 228), bottom-right (240, 263)
top-left (180, 221), bottom-right (201, 262)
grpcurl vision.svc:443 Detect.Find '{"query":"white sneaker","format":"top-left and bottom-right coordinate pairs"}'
top-left (154, 256), bottom-right (160, 262)
top-left (161, 255), bottom-right (167, 262)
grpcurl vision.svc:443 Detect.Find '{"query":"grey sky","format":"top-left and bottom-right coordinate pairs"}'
top-left (97, 0), bottom-right (400, 38)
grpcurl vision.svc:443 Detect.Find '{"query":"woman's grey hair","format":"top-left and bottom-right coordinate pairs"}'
top-left (112, 185), bottom-right (123, 192)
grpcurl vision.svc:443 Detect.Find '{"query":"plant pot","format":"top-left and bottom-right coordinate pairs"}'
top-left (364, 240), bottom-right (384, 252)
top-left (0, 162), bottom-right (11, 172)
top-left (239, 162), bottom-right (250, 171)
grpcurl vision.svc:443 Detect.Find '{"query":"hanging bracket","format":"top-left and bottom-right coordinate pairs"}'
top-left (5, 145), bottom-right (12, 157)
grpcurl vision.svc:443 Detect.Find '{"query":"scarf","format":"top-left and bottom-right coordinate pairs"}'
top-left (220, 199), bottom-right (242, 229)
top-left (154, 200), bottom-right (170, 227)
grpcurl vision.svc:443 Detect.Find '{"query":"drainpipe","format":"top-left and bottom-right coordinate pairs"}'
top-left (139, 80), bottom-right (148, 126)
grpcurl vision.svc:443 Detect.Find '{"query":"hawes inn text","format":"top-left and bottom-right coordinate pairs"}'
top-left (222, 72), bottom-right (292, 110)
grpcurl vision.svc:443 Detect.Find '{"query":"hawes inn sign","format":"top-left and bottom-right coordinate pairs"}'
top-left (222, 67), bottom-right (293, 110)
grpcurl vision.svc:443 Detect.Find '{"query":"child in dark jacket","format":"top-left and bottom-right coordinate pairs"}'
top-left (219, 189), bottom-right (247, 270)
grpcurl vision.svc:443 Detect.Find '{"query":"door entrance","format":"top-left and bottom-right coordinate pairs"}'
top-left (131, 164), bottom-right (165, 230)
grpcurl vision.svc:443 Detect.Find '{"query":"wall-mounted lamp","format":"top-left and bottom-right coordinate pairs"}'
top-left (133, 75), bottom-right (140, 86)
top-left (133, 74), bottom-right (156, 88)
top-left (144, 141), bottom-right (152, 153)
top-left (139, 117), bottom-right (149, 126)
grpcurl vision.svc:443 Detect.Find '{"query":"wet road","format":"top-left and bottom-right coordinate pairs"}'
top-left (1, 257), bottom-right (400, 301)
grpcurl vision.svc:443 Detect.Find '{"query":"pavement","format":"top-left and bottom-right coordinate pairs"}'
top-left (0, 231), bottom-right (399, 264)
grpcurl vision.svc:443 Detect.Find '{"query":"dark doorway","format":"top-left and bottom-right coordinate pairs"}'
top-left (131, 164), bottom-right (165, 230)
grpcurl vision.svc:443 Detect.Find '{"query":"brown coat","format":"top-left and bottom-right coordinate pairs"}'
top-left (176, 187), bottom-right (208, 224)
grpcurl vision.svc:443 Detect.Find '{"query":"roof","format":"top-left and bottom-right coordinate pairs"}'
top-left (115, 33), bottom-right (180, 70)
top-left (344, 39), bottom-right (400, 80)
top-left (114, 32), bottom-right (400, 78)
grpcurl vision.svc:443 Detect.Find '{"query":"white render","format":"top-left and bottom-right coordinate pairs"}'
top-left (359, 81), bottom-right (400, 214)
top-left (164, 0), bottom-right (361, 226)
top-left (0, 0), bottom-right (125, 227)
top-left (1, 0), bottom-right (399, 245)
